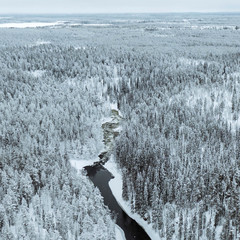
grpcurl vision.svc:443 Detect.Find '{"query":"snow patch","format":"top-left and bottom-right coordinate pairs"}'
top-left (113, 66), bottom-right (119, 83)
top-left (0, 17), bottom-right (12, 19)
top-left (110, 102), bottom-right (123, 118)
top-left (63, 78), bottom-right (78, 87)
top-left (35, 40), bottom-right (51, 46)
top-left (178, 57), bottom-right (206, 66)
top-left (191, 25), bottom-right (236, 30)
top-left (101, 117), bottom-right (113, 124)
top-left (0, 22), bottom-right (61, 28)
top-left (30, 70), bottom-right (46, 78)
top-left (156, 34), bottom-right (175, 38)
top-left (215, 226), bottom-right (223, 239)
top-left (110, 102), bottom-right (118, 111)
top-left (75, 46), bottom-right (86, 50)
top-left (70, 158), bottom-right (99, 171)
top-left (180, 85), bottom-right (240, 131)
top-left (229, 71), bottom-right (240, 79)
top-left (115, 225), bottom-right (126, 240)
top-left (70, 23), bottom-right (113, 27)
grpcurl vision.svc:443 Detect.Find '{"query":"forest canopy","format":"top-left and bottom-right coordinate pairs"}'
top-left (0, 13), bottom-right (240, 239)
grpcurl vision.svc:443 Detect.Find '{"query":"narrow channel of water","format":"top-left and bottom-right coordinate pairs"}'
top-left (84, 107), bottom-right (151, 239)
top-left (84, 164), bottom-right (151, 240)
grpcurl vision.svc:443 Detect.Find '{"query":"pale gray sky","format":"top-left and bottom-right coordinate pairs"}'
top-left (0, 0), bottom-right (239, 14)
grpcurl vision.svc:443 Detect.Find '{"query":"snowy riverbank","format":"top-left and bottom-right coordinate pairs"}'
top-left (105, 156), bottom-right (161, 240)
top-left (70, 157), bottom-right (126, 240)
top-left (115, 225), bottom-right (126, 240)
top-left (70, 157), bottom-right (98, 171)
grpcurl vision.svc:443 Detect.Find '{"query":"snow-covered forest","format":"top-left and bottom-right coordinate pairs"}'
top-left (0, 13), bottom-right (240, 239)
top-left (0, 45), bottom-right (117, 239)
top-left (114, 51), bottom-right (240, 239)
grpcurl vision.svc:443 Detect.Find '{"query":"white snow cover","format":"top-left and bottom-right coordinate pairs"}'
top-left (178, 57), bottom-right (206, 66)
top-left (70, 158), bottom-right (99, 170)
top-left (229, 71), bottom-right (240, 79)
top-left (156, 34), bottom-right (175, 38)
top-left (115, 225), bottom-right (126, 240)
top-left (110, 102), bottom-right (124, 118)
top-left (69, 23), bottom-right (113, 27)
top-left (30, 70), bottom-right (46, 78)
top-left (0, 22), bottom-right (61, 28)
top-left (75, 46), bottom-right (86, 50)
top-left (183, 86), bottom-right (240, 131)
top-left (70, 157), bottom-right (126, 240)
top-left (35, 40), bottom-right (51, 46)
top-left (70, 104), bottom-right (127, 239)
top-left (0, 17), bottom-right (12, 19)
top-left (191, 25), bottom-right (236, 30)
top-left (105, 156), bottom-right (161, 240)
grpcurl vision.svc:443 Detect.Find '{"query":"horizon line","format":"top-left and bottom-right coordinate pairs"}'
top-left (0, 11), bottom-right (240, 15)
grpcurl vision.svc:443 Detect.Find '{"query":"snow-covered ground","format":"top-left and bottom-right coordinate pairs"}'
top-left (69, 103), bottom-right (119, 170)
top-left (105, 156), bottom-right (161, 240)
top-left (191, 25), bottom-right (236, 30)
top-left (70, 156), bottom-right (126, 240)
top-left (0, 22), bottom-right (61, 28)
top-left (115, 225), bottom-right (126, 240)
top-left (155, 34), bottom-right (175, 38)
top-left (75, 46), bottom-right (86, 50)
top-left (70, 158), bottom-right (99, 170)
top-left (69, 23), bottom-right (113, 27)
top-left (30, 70), bottom-right (46, 78)
top-left (69, 103), bottom-right (159, 239)
top-left (178, 57), bottom-right (206, 66)
top-left (35, 40), bottom-right (51, 46)
top-left (229, 71), bottom-right (240, 79)
top-left (0, 17), bottom-right (12, 19)
top-left (182, 85), bottom-right (240, 131)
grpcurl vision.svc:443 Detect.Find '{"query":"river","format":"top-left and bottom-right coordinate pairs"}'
top-left (85, 164), bottom-right (151, 240)
top-left (84, 107), bottom-right (151, 240)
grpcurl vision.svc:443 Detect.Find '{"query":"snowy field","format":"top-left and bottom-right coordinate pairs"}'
top-left (0, 22), bottom-right (62, 28)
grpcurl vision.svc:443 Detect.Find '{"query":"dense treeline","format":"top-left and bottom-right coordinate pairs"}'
top-left (0, 45), bottom-right (116, 239)
top-left (112, 51), bottom-right (240, 239)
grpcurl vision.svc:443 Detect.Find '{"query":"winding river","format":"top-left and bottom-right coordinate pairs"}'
top-left (84, 108), bottom-right (151, 240)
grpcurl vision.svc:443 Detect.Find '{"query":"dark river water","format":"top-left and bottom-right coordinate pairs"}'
top-left (84, 164), bottom-right (151, 240)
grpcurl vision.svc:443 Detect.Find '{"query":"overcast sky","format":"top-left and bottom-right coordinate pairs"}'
top-left (0, 0), bottom-right (239, 14)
